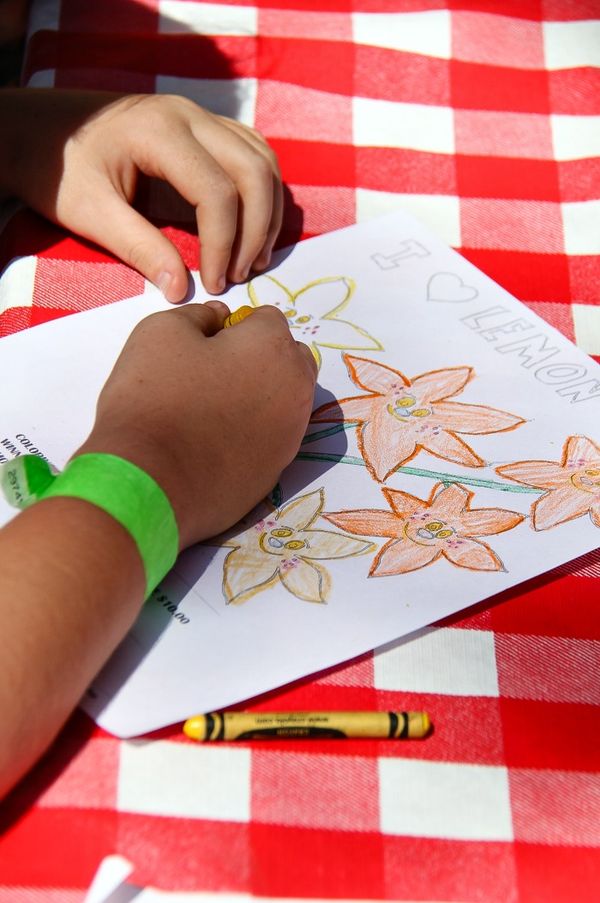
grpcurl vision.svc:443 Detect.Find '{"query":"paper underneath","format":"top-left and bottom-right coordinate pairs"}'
top-left (1, 210), bottom-right (599, 738)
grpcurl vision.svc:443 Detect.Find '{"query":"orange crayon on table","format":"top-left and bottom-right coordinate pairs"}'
top-left (223, 305), bottom-right (255, 328)
top-left (183, 710), bottom-right (431, 741)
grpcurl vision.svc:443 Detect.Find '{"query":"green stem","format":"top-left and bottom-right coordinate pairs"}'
top-left (296, 452), bottom-right (542, 494)
top-left (302, 423), bottom-right (356, 444)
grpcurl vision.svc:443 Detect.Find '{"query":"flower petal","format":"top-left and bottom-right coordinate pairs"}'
top-left (443, 537), bottom-right (504, 571)
top-left (311, 394), bottom-right (376, 423)
top-left (344, 354), bottom-right (409, 394)
top-left (564, 435), bottom-right (600, 469)
top-left (247, 274), bottom-right (293, 309)
top-left (280, 557), bottom-right (331, 603)
top-left (590, 503), bottom-right (600, 529)
top-left (433, 401), bottom-right (524, 435)
top-left (299, 529), bottom-right (375, 559)
top-left (358, 407), bottom-right (418, 481)
top-left (429, 483), bottom-right (471, 518)
top-left (382, 487), bottom-right (427, 519)
top-left (423, 431), bottom-right (484, 468)
top-left (370, 538), bottom-right (439, 576)
top-left (496, 460), bottom-right (567, 489)
top-left (532, 485), bottom-right (592, 531)
top-left (278, 489), bottom-right (325, 531)
top-left (411, 367), bottom-right (472, 403)
top-left (216, 499), bottom-right (277, 547)
top-left (324, 508), bottom-right (403, 539)
top-left (458, 507), bottom-right (525, 536)
top-left (311, 318), bottom-right (382, 352)
top-left (309, 342), bottom-right (322, 371)
top-left (294, 276), bottom-right (354, 319)
top-left (223, 547), bottom-right (280, 604)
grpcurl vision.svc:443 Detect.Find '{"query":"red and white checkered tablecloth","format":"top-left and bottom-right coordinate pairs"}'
top-left (0, 1), bottom-right (599, 900)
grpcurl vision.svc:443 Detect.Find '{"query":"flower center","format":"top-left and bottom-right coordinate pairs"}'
top-left (387, 394), bottom-right (432, 423)
top-left (570, 467), bottom-right (600, 493)
top-left (284, 539), bottom-right (306, 550)
top-left (259, 526), bottom-right (308, 556)
top-left (286, 310), bottom-right (320, 336)
top-left (405, 518), bottom-right (456, 545)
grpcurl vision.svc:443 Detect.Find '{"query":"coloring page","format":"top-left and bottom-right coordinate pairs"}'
top-left (1, 211), bottom-right (599, 737)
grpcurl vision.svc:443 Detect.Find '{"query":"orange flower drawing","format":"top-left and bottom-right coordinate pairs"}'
top-left (496, 435), bottom-right (600, 531)
top-left (311, 355), bottom-right (524, 482)
top-left (324, 483), bottom-right (524, 576)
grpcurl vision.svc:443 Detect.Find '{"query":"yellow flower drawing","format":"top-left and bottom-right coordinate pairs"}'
top-left (222, 489), bottom-right (375, 604)
top-left (247, 274), bottom-right (382, 368)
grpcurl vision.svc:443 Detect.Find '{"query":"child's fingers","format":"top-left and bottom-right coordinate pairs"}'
top-left (252, 169), bottom-right (284, 273)
top-left (72, 190), bottom-right (189, 303)
top-left (172, 301), bottom-right (230, 336)
top-left (215, 118), bottom-right (283, 273)
top-left (202, 299), bottom-right (231, 319)
top-left (295, 340), bottom-right (319, 380)
top-left (186, 115), bottom-right (279, 284)
top-left (224, 154), bottom-right (275, 283)
top-left (138, 124), bottom-right (239, 295)
top-left (226, 306), bottom-right (318, 382)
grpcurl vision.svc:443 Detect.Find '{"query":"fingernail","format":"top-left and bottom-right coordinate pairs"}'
top-left (216, 274), bottom-right (226, 293)
top-left (156, 271), bottom-right (173, 298)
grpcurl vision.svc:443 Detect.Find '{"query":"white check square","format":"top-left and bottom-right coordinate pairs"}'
top-left (379, 757), bottom-right (513, 840)
top-left (562, 201), bottom-right (600, 256)
top-left (573, 303), bottom-right (600, 356)
top-left (543, 20), bottom-right (600, 70)
top-left (159, 1), bottom-right (257, 35)
top-left (551, 115), bottom-right (600, 162)
top-left (117, 740), bottom-right (251, 821)
top-left (353, 10), bottom-right (451, 59)
top-left (156, 76), bottom-right (257, 126)
top-left (356, 190), bottom-right (460, 248)
top-left (353, 97), bottom-right (454, 155)
top-left (374, 627), bottom-right (499, 697)
top-left (0, 256), bottom-right (37, 314)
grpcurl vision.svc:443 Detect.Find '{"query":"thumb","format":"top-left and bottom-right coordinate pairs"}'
top-left (76, 192), bottom-right (190, 303)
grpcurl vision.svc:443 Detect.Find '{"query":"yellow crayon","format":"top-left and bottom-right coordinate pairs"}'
top-left (183, 710), bottom-right (431, 741)
top-left (223, 305), bottom-right (255, 328)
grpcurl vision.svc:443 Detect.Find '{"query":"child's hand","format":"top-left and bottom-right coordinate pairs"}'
top-left (77, 301), bottom-right (318, 547)
top-left (0, 89), bottom-right (282, 301)
top-left (0, 302), bottom-right (315, 795)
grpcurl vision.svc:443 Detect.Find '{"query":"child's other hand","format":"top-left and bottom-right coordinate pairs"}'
top-left (0, 89), bottom-right (282, 301)
top-left (76, 302), bottom-right (318, 547)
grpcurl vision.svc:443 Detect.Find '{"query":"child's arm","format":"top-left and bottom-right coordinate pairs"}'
top-left (0, 301), bottom-right (317, 798)
top-left (0, 89), bottom-right (282, 300)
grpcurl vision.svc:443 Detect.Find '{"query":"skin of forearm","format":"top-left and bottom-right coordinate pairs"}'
top-left (0, 293), bottom-right (317, 798)
top-left (0, 495), bottom-right (145, 798)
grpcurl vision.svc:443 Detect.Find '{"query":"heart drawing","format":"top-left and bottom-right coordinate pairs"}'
top-left (427, 272), bottom-right (478, 302)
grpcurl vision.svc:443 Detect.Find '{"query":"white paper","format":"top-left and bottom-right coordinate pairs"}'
top-left (1, 211), bottom-right (599, 738)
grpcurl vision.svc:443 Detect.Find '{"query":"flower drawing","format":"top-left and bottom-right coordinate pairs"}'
top-left (496, 435), bottom-right (600, 531)
top-left (222, 489), bottom-right (375, 604)
top-left (247, 275), bottom-right (382, 368)
top-left (311, 355), bottom-right (525, 481)
top-left (324, 482), bottom-right (524, 576)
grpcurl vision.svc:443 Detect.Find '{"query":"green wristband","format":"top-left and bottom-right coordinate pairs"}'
top-left (1, 453), bottom-right (179, 598)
